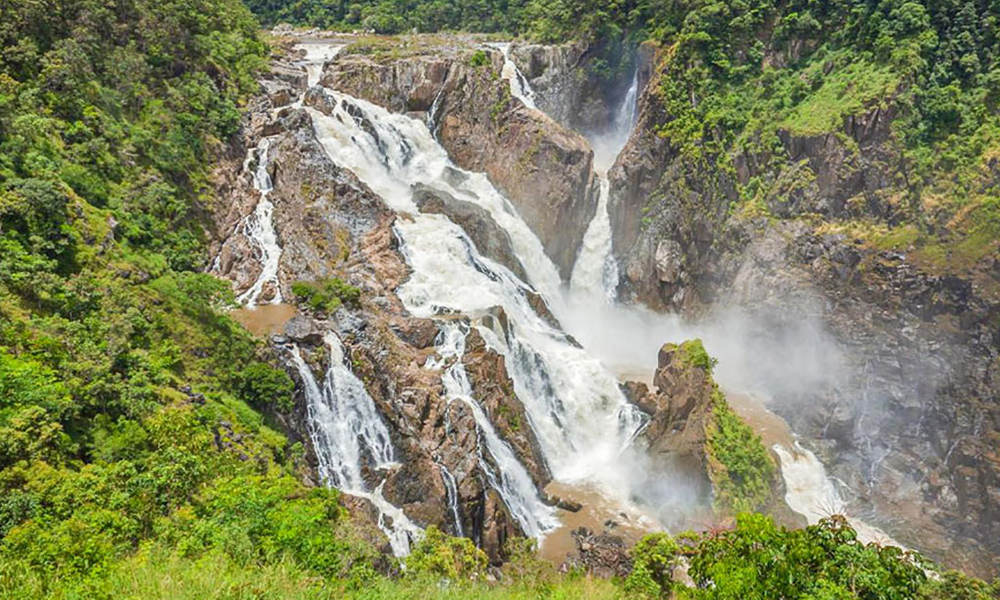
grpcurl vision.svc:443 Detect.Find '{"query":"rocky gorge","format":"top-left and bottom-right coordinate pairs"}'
top-left (208, 32), bottom-right (999, 578)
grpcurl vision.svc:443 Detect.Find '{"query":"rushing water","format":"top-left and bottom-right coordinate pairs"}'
top-left (437, 462), bottom-right (464, 536)
top-left (568, 70), bottom-right (638, 302)
top-left (490, 43), bottom-right (538, 110)
top-left (232, 137), bottom-right (284, 307)
top-left (289, 335), bottom-right (419, 555)
top-left (773, 443), bottom-right (901, 547)
top-left (302, 52), bottom-right (650, 536)
top-left (428, 323), bottom-right (558, 539)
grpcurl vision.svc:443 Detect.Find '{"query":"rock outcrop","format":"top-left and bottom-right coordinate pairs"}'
top-left (321, 43), bottom-right (597, 279)
top-left (413, 183), bottom-right (529, 281)
top-left (624, 344), bottom-right (718, 508)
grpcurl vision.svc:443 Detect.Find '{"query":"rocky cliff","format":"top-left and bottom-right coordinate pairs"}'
top-left (609, 43), bottom-right (1000, 575)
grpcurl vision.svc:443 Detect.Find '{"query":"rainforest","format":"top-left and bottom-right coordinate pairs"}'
top-left (1, 0), bottom-right (999, 598)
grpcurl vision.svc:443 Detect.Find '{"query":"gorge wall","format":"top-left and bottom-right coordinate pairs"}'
top-left (608, 42), bottom-right (1000, 575)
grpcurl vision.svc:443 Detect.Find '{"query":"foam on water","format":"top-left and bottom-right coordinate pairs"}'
top-left (289, 336), bottom-right (419, 555)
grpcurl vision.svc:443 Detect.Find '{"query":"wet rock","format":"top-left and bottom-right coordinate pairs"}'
top-left (324, 44), bottom-right (598, 280)
top-left (211, 53), bottom-right (552, 564)
top-left (413, 183), bottom-right (529, 281)
top-left (284, 315), bottom-right (323, 344)
top-left (629, 343), bottom-right (717, 507)
top-left (564, 527), bottom-right (631, 578)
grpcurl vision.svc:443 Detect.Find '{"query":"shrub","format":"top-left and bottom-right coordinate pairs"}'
top-left (624, 532), bottom-right (680, 598)
top-left (232, 362), bottom-right (295, 412)
top-left (706, 390), bottom-right (775, 513)
top-left (405, 526), bottom-right (487, 581)
top-left (676, 339), bottom-right (717, 374)
top-left (291, 278), bottom-right (361, 314)
top-left (469, 50), bottom-right (490, 67)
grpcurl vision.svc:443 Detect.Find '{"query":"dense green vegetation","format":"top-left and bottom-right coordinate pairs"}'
top-left (706, 389), bottom-right (776, 514)
top-left (643, 0), bottom-right (1000, 274)
top-left (291, 278), bottom-right (362, 313)
top-left (627, 514), bottom-right (1000, 600)
top-left (0, 0), bottom-right (341, 594)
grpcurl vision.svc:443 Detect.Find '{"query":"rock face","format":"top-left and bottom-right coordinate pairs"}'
top-left (609, 42), bottom-right (1000, 576)
top-left (510, 42), bottom-right (642, 137)
top-left (209, 51), bottom-right (554, 563)
top-left (322, 44), bottom-right (597, 279)
top-left (623, 344), bottom-right (718, 510)
top-left (563, 527), bottom-right (632, 578)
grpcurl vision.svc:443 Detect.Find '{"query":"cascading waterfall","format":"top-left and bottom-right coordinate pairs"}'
top-left (288, 43), bottom-right (905, 556)
top-left (569, 176), bottom-right (619, 302)
top-left (773, 443), bottom-right (901, 547)
top-left (568, 70), bottom-right (639, 302)
top-left (428, 323), bottom-right (558, 539)
top-left (232, 137), bottom-right (284, 307)
top-left (490, 43), bottom-right (538, 110)
top-left (289, 334), bottom-right (419, 555)
top-left (437, 462), bottom-right (464, 536)
top-left (303, 64), bottom-right (648, 530)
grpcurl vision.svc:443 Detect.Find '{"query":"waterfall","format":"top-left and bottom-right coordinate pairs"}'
top-left (489, 43), bottom-right (538, 110)
top-left (289, 334), bottom-right (419, 555)
top-left (773, 442), bottom-right (901, 547)
top-left (569, 176), bottom-right (618, 302)
top-left (233, 137), bottom-right (284, 307)
top-left (428, 323), bottom-right (557, 539)
top-left (298, 42), bottom-right (343, 88)
top-left (437, 462), bottom-right (464, 536)
top-left (568, 69), bottom-right (640, 304)
top-left (304, 70), bottom-right (647, 519)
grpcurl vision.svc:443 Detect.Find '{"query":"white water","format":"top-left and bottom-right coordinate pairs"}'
top-left (288, 43), bottom-right (907, 555)
top-left (568, 70), bottom-right (638, 302)
top-left (773, 443), bottom-right (901, 547)
top-left (428, 323), bottom-right (558, 539)
top-left (289, 335), bottom-right (419, 555)
top-left (437, 462), bottom-right (464, 536)
top-left (298, 41), bottom-right (343, 88)
top-left (302, 59), bottom-right (649, 531)
top-left (234, 137), bottom-right (284, 307)
top-left (490, 43), bottom-right (538, 110)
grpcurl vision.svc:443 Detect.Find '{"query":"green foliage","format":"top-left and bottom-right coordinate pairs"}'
top-left (673, 338), bottom-right (718, 374)
top-left (469, 49), bottom-right (490, 67)
top-left (706, 391), bottom-right (775, 513)
top-left (624, 532), bottom-right (680, 598)
top-left (232, 362), bottom-right (295, 412)
top-left (919, 570), bottom-right (1000, 599)
top-left (686, 514), bottom-right (929, 600)
top-left (291, 278), bottom-right (361, 313)
top-left (405, 526), bottom-right (488, 581)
